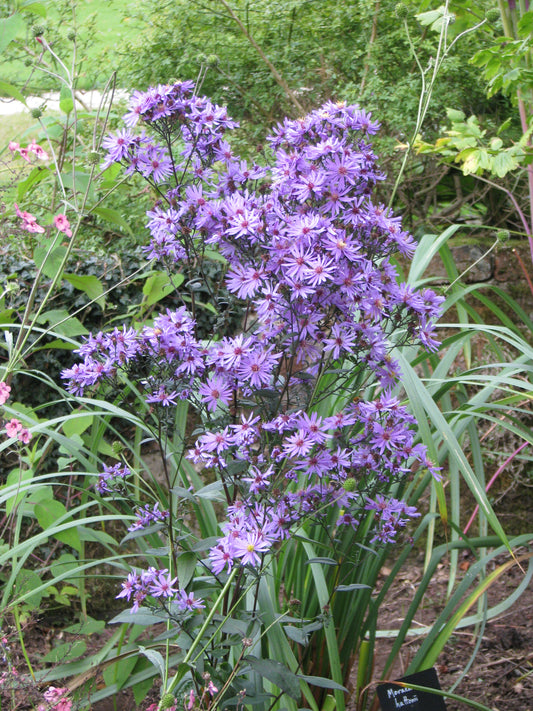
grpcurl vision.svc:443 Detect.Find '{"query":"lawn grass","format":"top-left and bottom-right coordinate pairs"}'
top-left (2, 0), bottom-right (141, 93)
top-left (0, 113), bottom-right (38, 149)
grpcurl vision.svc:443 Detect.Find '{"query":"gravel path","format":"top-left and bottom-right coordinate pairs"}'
top-left (0, 89), bottom-right (129, 115)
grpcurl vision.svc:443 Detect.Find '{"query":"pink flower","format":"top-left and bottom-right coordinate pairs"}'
top-left (28, 139), bottom-right (49, 160)
top-left (54, 214), bottom-right (72, 237)
top-left (5, 419), bottom-right (22, 438)
top-left (18, 428), bottom-right (32, 444)
top-left (206, 680), bottom-right (218, 696)
top-left (8, 141), bottom-right (19, 153)
top-left (0, 381), bottom-right (11, 405)
top-left (186, 689), bottom-right (196, 710)
top-left (14, 203), bottom-right (45, 234)
top-left (41, 687), bottom-right (72, 711)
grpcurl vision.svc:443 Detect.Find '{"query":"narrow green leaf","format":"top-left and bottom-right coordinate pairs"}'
top-left (246, 656), bottom-right (301, 700)
top-left (64, 273), bottom-right (105, 309)
top-left (92, 207), bottom-right (133, 236)
top-left (177, 552), bottom-right (197, 590)
top-left (109, 608), bottom-right (167, 626)
top-left (42, 640), bottom-right (86, 663)
top-left (138, 646), bottom-right (167, 682)
top-left (0, 79), bottom-right (26, 104)
top-left (143, 271), bottom-right (182, 306)
top-left (299, 675), bottom-right (348, 692)
top-left (396, 350), bottom-right (511, 548)
top-left (304, 557), bottom-right (337, 566)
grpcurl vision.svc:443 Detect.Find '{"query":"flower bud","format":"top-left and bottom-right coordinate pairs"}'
top-left (67, 29), bottom-right (76, 41)
top-left (160, 692), bottom-right (177, 709)
top-left (206, 54), bottom-right (219, 68)
top-left (111, 441), bottom-right (125, 456)
top-left (395, 3), bottom-right (409, 19)
top-left (496, 229), bottom-right (510, 243)
top-left (32, 24), bottom-right (45, 37)
top-left (287, 598), bottom-right (301, 615)
top-left (31, 107), bottom-right (43, 119)
top-left (343, 478), bottom-right (357, 492)
top-left (486, 8), bottom-right (500, 23)
top-left (88, 150), bottom-right (101, 165)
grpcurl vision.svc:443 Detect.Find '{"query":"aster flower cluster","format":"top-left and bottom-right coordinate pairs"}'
top-left (116, 567), bottom-right (204, 615)
top-left (63, 82), bottom-right (443, 615)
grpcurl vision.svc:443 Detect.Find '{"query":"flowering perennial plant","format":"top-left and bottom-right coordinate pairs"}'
top-left (62, 81), bottom-right (443, 705)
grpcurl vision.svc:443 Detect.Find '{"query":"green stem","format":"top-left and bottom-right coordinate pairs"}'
top-left (160, 567), bottom-right (238, 705)
top-left (13, 606), bottom-right (35, 681)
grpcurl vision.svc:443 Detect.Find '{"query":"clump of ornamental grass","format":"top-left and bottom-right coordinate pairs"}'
top-left (60, 81), bottom-right (443, 708)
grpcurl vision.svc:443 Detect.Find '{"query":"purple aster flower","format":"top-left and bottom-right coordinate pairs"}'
top-left (146, 386), bottom-right (179, 406)
top-left (198, 375), bottom-right (233, 412)
top-left (233, 530), bottom-right (272, 566)
top-left (209, 539), bottom-right (236, 575)
top-left (149, 571), bottom-right (179, 598)
top-left (101, 128), bottom-right (137, 167)
top-left (176, 590), bottom-right (205, 611)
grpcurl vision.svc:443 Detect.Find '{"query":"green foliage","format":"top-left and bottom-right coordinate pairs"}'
top-left (415, 108), bottom-right (531, 177)
top-left (0, 0), bottom-right (140, 92)
top-left (120, 0), bottom-right (491, 150)
top-left (1, 5), bottom-right (532, 711)
top-left (471, 10), bottom-right (533, 101)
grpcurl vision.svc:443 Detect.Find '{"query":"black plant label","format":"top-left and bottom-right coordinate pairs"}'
top-left (377, 667), bottom-right (447, 711)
